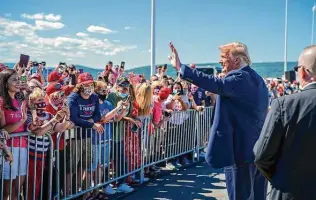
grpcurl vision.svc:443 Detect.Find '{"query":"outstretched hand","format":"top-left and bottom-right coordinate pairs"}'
top-left (168, 42), bottom-right (181, 71)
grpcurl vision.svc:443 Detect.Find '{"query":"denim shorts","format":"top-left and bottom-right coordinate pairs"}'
top-left (3, 147), bottom-right (28, 179)
top-left (90, 142), bottom-right (111, 171)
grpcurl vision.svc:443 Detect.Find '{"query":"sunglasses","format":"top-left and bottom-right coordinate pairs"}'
top-left (98, 89), bottom-right (108, 94)
top-left (294, 65), bottom-right (302, 72)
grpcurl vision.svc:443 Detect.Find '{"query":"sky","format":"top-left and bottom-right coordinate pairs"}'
top-left (0, 0), bottom-right (315, 69)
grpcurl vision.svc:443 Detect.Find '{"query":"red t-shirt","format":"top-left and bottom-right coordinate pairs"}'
top-left (45, 97), bottom-right (65, 150)
top-left (0, 98), bottom-right (27, 148)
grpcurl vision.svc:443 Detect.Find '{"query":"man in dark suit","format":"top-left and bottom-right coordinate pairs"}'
top-left (168, 42), bottom-right (269, 200)
top-left (254, 45), bottom-right (316, 200)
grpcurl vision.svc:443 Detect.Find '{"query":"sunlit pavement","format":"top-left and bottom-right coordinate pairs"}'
top-left (116, 161), bottom-right (228, 200)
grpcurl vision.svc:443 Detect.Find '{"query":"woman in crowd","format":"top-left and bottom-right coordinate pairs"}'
top-left (164, 82), bottom-right (189, 168)
top-left (68, 72), bottom-right (103, 199)
top-left (91, 81), bottom-right (127, 196)
top-left (44, 82), bottom-right (72, 197)
top-left (106, 77), bottom-right (139, 193)
top-left (0, 69), bottom-right (28, 200)
top-left (26, 88), bottom-right (73, 200)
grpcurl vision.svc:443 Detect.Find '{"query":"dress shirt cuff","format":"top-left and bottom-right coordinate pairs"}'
top-left (179, 64), bottom-right (186, 76)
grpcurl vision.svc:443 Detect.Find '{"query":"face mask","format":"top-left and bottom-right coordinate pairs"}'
top-left (51, 95), bottom-right (63, 106)
top-left (98, 94), bottom-right (107, 101)
top-left (118, 92), bottom-right (128, 99)
top-left (154, 88), bottom-right (160, 95)
top-left (82, 87), bottom-right (94, 96)
top-left (183, 88), bottom-right (188, 95)
top-left (173, 89), bottom-right (180, 95)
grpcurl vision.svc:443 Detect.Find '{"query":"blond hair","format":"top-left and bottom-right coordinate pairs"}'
top-left (95, 81), bottom-right (107, 92)
top-left (219, 42), bottom-right (252, 66)
top-left (151, 81), bottom-right (162, 90)
top-left (29, 88), bottom-right (45, 102)
top-left (136, 83), bottom-right (152, 116)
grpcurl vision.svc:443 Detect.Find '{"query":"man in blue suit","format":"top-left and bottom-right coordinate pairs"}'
top-left (168, 42), bottom-right (269, 200)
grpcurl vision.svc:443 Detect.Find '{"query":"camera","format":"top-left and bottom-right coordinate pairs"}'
top-left (33, 61), bottom-right (39, 67)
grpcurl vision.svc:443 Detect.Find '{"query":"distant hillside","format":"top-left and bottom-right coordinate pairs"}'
top-left (3, 61), bottom-right (297, 79)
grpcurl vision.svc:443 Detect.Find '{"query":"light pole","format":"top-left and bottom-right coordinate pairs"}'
top-left (150, 0), bottom-right (156, 76)
top-left (284, 0), bottom-right (288, 73)
top-left (312, 1), bottom-right (316, 44)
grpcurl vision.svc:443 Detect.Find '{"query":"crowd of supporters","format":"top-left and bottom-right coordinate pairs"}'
top-left (0, 60), bottom-right (213, 199)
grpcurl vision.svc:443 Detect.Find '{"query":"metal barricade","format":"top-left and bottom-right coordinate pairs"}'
top-left (54, 108), bottom-right (214, 199)
top-left (55, 120), bottom-right (144, 200)
top-left (0, 132), bottom-right (54, 200)
top-left (196, 106), bottom-right (213, 151)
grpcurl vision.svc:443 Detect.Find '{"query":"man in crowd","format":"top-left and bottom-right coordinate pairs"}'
top-left (254, 45), bottom-right (316, 200)
top-left (168, 41), bottom-right (268, 200)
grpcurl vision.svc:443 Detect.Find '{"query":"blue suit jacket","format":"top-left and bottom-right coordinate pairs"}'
top-left (180, 65), bottom-right (269, 168)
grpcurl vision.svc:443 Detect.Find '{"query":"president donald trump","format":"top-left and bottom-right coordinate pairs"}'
top-left (168, 42), bottom-right (268, 200)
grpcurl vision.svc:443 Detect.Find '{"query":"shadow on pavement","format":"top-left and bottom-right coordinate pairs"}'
top-left (115, 161), bottom-right (228, 200)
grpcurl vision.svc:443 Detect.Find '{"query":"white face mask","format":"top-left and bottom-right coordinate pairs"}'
top-left (82, 87), bottom-right (94, 96)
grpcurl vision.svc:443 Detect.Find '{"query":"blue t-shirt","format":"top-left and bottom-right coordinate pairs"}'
top-left (193, 88), bottom-right (206, 106)
top-left (68, 92), bottom-right (101, 139)
top-left (92, 100), bottom-right (114, 145)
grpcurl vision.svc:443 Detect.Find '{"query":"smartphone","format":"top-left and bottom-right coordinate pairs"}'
top-left (120, 61), bottom-right (125, 69)
top-left (21, 75), bottom-right (27, 82)
top-left (79, 69), bottom-right (83, 74)
top-left (20, 54), bottom-right (29, 68)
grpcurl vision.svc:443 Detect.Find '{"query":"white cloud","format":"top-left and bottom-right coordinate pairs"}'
top-left (0, 17), bottom-right (36, 37)
top-left (87, 25), bottom-right (114, 34)
top-left (104, 45), bottom-right (137, 56)
top-left (21, 13), bottom-right (44, 20)
top-left (76, 32), bottom-right (89, 37)
top-left (21, 13), bottom-right (61, 21)
top-left (4, 13), bottom-right (11, 17)
top-left (45, 14), bottom-right (61, 21)
top-left (124, 26), bottom-right (131, 30)
top-left (35, 20), bottom-right (64, 30)
top-left (113, 40), bottom-right (120, 43)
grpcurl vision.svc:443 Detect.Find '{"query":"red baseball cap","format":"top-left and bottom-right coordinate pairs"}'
top-left (78, 72), bottom-right (94, 85)
top-left (29, 73), bottom-right (43, 84)
top-left (47, 71), bottom-right (67, 83)
top-left (159, 87), bottom-right (171, 100)
top-left (46, 82), bottom-right (67, 96)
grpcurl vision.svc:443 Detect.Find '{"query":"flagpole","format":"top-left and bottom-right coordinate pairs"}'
top-left (150, 0), bottom-right (156, 76)
top-left (284, 0), bottom-right (288, 73)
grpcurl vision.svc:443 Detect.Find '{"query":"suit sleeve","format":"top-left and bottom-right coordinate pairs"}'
top-left (179, 65), bottom-right (244, 98)
top-left (254, 98), bottom-right (284, 181)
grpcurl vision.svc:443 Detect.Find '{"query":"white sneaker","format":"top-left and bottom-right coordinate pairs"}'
top-left (117, 183), bottom-right (134, 193)
top-left (104, 185), bottom-right (116, 195)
